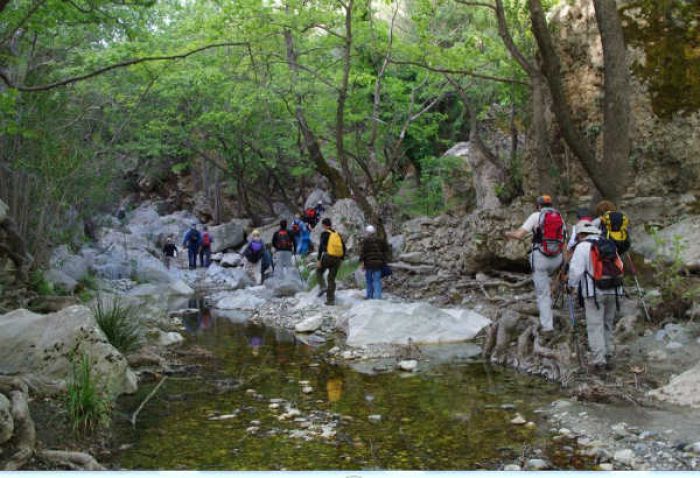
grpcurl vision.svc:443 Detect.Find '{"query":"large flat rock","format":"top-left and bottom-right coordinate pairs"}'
top-left (0, 306), bottom-right (137, 397)
top-left (344, 301), bottom-right (491, 347)
top-left (649, 363), bottom-right (700, 408)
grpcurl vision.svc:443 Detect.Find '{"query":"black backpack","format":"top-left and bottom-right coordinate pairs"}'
top-left (188, 230), bottom-right (201, 247)
top-left (276, 229), bottom-right (293, 250)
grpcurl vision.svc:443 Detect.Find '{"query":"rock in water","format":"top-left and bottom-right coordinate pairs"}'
top-left (398, 359), bottom-right (418, 372)
top-left (0, 306), bottom-right (137, 396)
top-left (343, 301), bottom-right (490, 347)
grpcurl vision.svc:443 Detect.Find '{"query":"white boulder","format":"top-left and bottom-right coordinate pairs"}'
top-left (441, 308), bottom-right (492, 340)
top-left (648, 363), bottom-right (700, 408)
top-left (215, 290), bottom-right (266, 311)
top-left (169, 280), bottom-right (194, 296)
top-left (209, 219), bottom-right (248, 253)
top-left (220, 253), bottom-right (243, 267)
top-left (295, 314), bottom-right (324, 333)
top-left (634, 216), bottom-right (700, 271)
top-left (343, 301), bottom-right (491, 347)
top-left (205, 263), bottom-right (252, 289)
top-left (44, 268), bottom-right (78, 293)
top-left (50, 245), bottom-right (90, 281)
top-left (0, 306), bottom-right (137, 397)
top-left (304, 189), bottom-right (333, 210)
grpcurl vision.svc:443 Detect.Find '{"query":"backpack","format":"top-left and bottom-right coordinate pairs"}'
top-left (326, 230), bottom-right (344, 258)
top-left (188, 230), bottom-right (201, 247)
top-left (601, 211), bottom-right (630, 255)
top-left (586, 238), bottom-right (624, 294)
top-left (305, 208), bottom-right (317, 222)
top-left (276, 229), bottom-right (293, 250)
top-left (292, 223), bottom-right (300, 234)
top-left (201, 232), bottom-right (211, 247)
top-left (533, 208), bottom-right (565, 256)
top-left (245, 240), bottom-right (264, 262)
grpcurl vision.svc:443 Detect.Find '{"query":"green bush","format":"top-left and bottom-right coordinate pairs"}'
top-left (65, 354), bottom-right (110, 433)
top-left (29, 269), bottom-right (54, 296)
top-left (92, 296), bottom-right (141, 353)
top-left (305, 259), bottom-right (359, 290)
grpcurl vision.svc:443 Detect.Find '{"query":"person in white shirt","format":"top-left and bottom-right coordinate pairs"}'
top-left (505, 195), bottom-right (564, 335)
top-left (567, 222), bottom-right (623, 371)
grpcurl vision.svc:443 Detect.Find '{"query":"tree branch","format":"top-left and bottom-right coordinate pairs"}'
top-left (389, 59), bottom-right (528, 85)
top-left (0, 41), bottom-right (251, 92)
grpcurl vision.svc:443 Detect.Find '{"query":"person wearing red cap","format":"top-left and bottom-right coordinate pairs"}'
top-left (505, 195), bottom-right (565, 336)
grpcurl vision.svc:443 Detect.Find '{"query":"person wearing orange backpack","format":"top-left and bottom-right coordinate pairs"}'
top-left (505, 195), bottom-right (566, 337)
top-left (567, 221), bottom-right (624, 371)
top-left (199, 225), bottom-right (213, 268)
top-left (317, 218), bottom-right (345, 305)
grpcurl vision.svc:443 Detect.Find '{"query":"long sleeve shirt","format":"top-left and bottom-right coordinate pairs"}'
top-left (318, 229), bottom-right (345, 260)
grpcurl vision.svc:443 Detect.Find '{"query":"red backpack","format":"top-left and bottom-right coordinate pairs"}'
top-left (533, 208), bottom-right (565, 256)
top-left (276, 229), bottom-right (293, 250)
top-left (305, 208), bottom-right (317, 222)
top-left (201, 232), bottom-right (211, 247)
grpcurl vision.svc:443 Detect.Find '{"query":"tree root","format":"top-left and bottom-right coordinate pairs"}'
top-left (1, 377), bottom-right (35, 471)
top-left (37, 450), bottom-right (106, 471)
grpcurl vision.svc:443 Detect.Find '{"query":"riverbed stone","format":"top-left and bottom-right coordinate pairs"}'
top-left (614, 449), bottom-right (635, 466)
top-left (0, 393), bottom-right (13, 445)
top-left (503, 464), bottom-right (521, 471)
top-left (209, 219), bottom-right (248, 253)
top-left (220, 253), bottom-right (243, 267)
top-left (649, 362), bottom-right (700, 408)
top-left (343, 301), bottom-right (490, 346)
top-left (155, 331), bottom-right (184, 347)
top-left (368, 414), bottom-right (382, 423)
top-left (169, 279), bottom-right (194, 296)
top-left (44, 268), bottom-right (78, 293)
top-left (525, 458), bottom-right (549, 470)
top-left (215, 290), bottom-right (266, 311)
top-left (295, 314), bottom-right (324, 333)
top-left (598, 463), bottom-right (614, 471)
top-left (398, 359), bottom-right (418, 372)
top-left (0, 306), bottom-right (137, 396)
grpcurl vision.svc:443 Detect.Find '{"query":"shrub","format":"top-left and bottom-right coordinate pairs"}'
top-left (29, 269), bottom-right (54, 296)
top-left (65, 354), bottom-right (110, 433)
top-left (92, 296), bottom-right (141, 353)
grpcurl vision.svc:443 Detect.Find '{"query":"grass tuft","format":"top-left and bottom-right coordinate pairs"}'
top-left (92, 296), bottom-right (141, 353)
top-left (66, 353), bottom-right (110, 433)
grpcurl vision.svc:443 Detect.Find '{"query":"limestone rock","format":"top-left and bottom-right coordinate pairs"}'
top-left (304, 189), bottom-right (333, 210)
top-left (648, 363), bottom-right (700, 408)
top-left (398, 359), bottom-right (418, 372)
top-left (343, 300), bottom-right (489, 346)
top-left (155, 331), bottom-right (184, 347)
top-left (220, 253), bottom-right (243, 267)
top-left (169, 280), bottom-right (194, 296)
top-left (0, 393), bottom-right (13, 445)
top-left (44, 268), bottom-right (78, 293)
top-left (215, 290), bottom-right (266, 311)
top-left (50, 245), bottom-right (89, 282)
top-left (295, 314), bottom-right (324, 333)
top-left (525, 458), bottom-right (549, 470)
top-left (264, 272), bottom-right (304, 297)
top-left (205, 263), bottom-right (252, 289)
top-left (634, 216), bottom-right (700, 271)
top-left (0, 306), bottom-right (137, 396)
top-left (613, 449), bottom-right (635, 466)
top-left (209, 219), bottom-right (248, 253)
top-left (310, 199), bottom-right (365, 253)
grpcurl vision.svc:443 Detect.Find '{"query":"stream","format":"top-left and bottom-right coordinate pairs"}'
top-left (109, 304), bottom-right (592, 470)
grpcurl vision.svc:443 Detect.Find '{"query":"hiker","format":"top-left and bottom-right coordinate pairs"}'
top-left (304, 206), bottom-right (319, 229)
top-left (183, 223), bottom-right (201, 270)
top-left (291, 213), bottom-right (304, 251)
top-left (594, 200), bottom-right (631, 255)
top-left (242, 229), bottom-right (266, 285)
top-left (315, 200), bottom-right (325, 218)
top-left (359, 225), bottom-right (389, 300)
top-left (298, 220), bottom-right (311, 256)
top-left (317, 218), bottom-right (346, 305)
top-left (567, 208), bottom-right (594, 254)
top-left (505, 195), bottom-right (565, 336)
top-left (162, 236), bottom-right (178, 269)
top-left (199, 225), bottom-right (213, 268)
top-left (567, 221), bottom-right (624, 371)
top-left (272, 219), bottom-right (295, 276)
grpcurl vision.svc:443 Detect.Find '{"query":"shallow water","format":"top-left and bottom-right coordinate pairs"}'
top-left (111, 309), bottom-right (590, 470)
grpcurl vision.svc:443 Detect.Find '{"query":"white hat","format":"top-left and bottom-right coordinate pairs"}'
top-left (365, 225), bottom-right (376, 234)
top-left (576, 221), bottom-right (601, 235)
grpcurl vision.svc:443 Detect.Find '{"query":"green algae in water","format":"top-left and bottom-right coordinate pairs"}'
top-left (112, 317), bottom-right (583, 470)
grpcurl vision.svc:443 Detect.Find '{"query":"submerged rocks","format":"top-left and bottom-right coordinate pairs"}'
top-left (343, 300), bottom-right (490, 347)
top-left (0, 306), bottom-right (137, 396)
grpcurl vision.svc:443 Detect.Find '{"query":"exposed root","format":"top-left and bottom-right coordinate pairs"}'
top-left (37, 450), bottom-right (106, 471)
top-left (1, 377), bottom-right (35, 471)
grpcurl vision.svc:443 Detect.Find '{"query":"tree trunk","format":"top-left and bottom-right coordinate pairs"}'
top-left (528, 0), bottom-right (620, 201)
top-left (593, 0), bottom-right (631, 201)
top-left (530, 74), bottom-right (553, 194)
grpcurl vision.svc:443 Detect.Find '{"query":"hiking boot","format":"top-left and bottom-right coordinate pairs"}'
top-left (325, 300), bottom-right (335, 306)
top-left (317, 288), bottom-right (327, 298)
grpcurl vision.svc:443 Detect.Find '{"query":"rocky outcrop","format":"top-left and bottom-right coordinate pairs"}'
top-left (649, 363), bottom-right (700, 408)
top-left (209, 219), bottom-right (248, 253)
top-left (634, 215), bottom-right (700, 271)
top-left (0, 306), bottom-right (137, 397)
top-left (310, 199), bottom-right (366, 252)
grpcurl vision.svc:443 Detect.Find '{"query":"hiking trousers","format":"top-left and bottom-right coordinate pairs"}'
top-left (317, 255), bottom-right (342, 304)
top-left (365, 268), bottom-right (382, 299)
top-left (199, 246), bottom-right (211, 267)
top-left (245, 259), bottom-right (262, 285)
top-left (275, 250), bottom-right (293, 276)
top-left (529, 250), bottom-right (563, 332)
top-left (583, 295), bottom-right (617, 366)
top-left (187, 247), bottom-right (198, 269)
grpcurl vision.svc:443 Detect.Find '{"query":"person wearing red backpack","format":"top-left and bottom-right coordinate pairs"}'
top-left (199, 225), bottom-right (213, 268)
top-left (506, 195), bottom-right (565, 336)
top-left (567, 222), bottom-right (624, 372)
top-left (272, 220), bottom-right (295, 276)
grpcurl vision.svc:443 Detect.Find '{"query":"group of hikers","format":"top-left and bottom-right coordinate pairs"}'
top-left (162, 200), bottom-right (391, 306)
top-left (506, 195), bottom-right (633, 372)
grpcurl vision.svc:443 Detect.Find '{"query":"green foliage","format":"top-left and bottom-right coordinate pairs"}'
top-left (30, 270), bottom-right (54, 296)
top-left (92, 296), bottom-right (142, 353)
top-left (65, 354), bottom-right (111, 434)
top-left (648, 229), bottom-right (700, 320)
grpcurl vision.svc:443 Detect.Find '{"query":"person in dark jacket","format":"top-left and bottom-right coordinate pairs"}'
top-left (317, 218), bottom-right (345, 306)
top-left (360, 225), bottom-right (389, 299)
top-left (272, 219), bottom-right (295, 276)
top-left (182, 224), bottom-right (201, 270)
top-left (162, 236), bottom-right (178, 269)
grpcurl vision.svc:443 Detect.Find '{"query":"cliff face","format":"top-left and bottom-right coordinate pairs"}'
top-left (547, 0), bottom-right (700, 209)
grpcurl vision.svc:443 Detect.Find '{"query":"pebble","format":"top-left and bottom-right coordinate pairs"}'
top-left (368, 414), bottom-right (382, 423)
top-left (298, 380), bottom-right (310, 386)
top-left (398, 359), bottom-right (418, 372)
top-left (302, 386), bottom-right (314, 394)
top-left (500, 404), bottom-right (516, 410)
top-left (341, 351), bottom-right (354, 360)
top-left (525, 458), bottom-right (549, 470)
top-left (510, 413), bottom-right (527, 425)
top-left (525, 422), bottom-right (536, 429)
top-left (250, 420), bottom-right (261, 426)
top-left (503, 464), bottom-right (521, 471)
top-left (246, 426), bottom-right (259, 434)
top-left (209, 414), bottom-right (238, 421)
top-left (245, 389), bottom-right (256, 395)
top-left (686, 442), bottom-right (700, 454)
top-left (269, 403), bottom-right (280, 409)
top-left (558, 428), bottom-right (573, 437)
top-left (598, 463), bottom-right (614, 471)
top-left (613, 449), bottom-right (635, 466)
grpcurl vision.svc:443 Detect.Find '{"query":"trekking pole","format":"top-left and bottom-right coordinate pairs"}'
top-left (567, 293), bottom-right (585, 369)
top-left (625, 252), bottom-right (652, 322)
